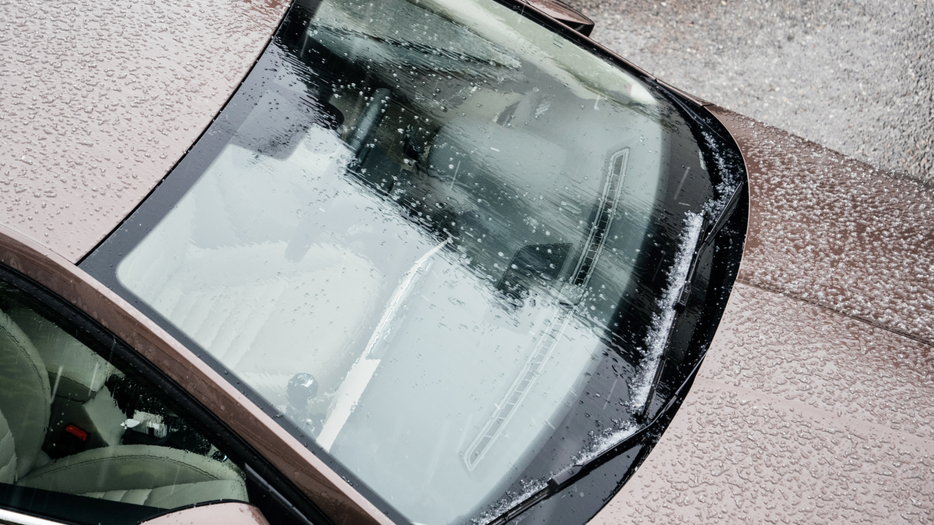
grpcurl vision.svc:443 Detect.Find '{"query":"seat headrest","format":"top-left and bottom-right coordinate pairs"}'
top-left (0, 407), bottom-right (16, 484)
top-left (0, 310), bottom-right (51, 478)
top-left (7, 308), bottom-right (116, 402)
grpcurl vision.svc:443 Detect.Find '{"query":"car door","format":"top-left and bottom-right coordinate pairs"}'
top-left (0, 225), bottom-right (386, 525)
top-left (0, 503), bottom-right (270, 525)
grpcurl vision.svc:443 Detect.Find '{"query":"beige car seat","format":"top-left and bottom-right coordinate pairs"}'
top-left (0, 309), bottom-right (50, 479)
top-left (0, 406), bottom-right (16, 484)
top-left (6, 308), bottom-right (117, 402)
top-left (0, 309), bottom-right (248, 508)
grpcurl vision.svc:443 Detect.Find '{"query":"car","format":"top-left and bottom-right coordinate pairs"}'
top-left (0, 0), bottom-right (931, 524)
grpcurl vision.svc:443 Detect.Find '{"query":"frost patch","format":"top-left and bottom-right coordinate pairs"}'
top-left (702, 130), bottom-right (743, 217)
top-left (472, 478), bottom-right (548, 525)
top-left (629, 211), bottom-right (705, 412)
top-left (572, 420), bottom-right (639, 466)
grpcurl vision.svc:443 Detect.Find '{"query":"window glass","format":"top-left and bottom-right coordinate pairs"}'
top-left (83, 0), bottom-right (723, 522)
top-left (0, 273), bottom-right (250, 525)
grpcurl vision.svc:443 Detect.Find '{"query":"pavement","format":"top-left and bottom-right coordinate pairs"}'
top-left (567, 0), bottom-right (934, 184)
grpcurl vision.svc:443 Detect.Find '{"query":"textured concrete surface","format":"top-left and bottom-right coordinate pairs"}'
top-left (568, 0), bottom-right (934, 183)
top-left (0, 0), bottom-right (287, 261)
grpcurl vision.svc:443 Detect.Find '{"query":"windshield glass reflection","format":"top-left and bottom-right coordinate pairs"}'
top-left (109, 0), bottom-right (714, 522)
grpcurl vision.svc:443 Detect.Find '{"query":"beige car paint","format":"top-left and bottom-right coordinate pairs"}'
top-left (713, 108), bottom-right (934, 347)
top-left (594, 282), bottom-right (934, 523)
top-left (0, 0), bottom-right (288, 262)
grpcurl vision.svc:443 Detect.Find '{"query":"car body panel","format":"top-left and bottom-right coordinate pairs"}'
top-left (1, 2), bottom-right (739, 522)
top-left (712, 106), bottom-right (934, 346)
top-left (0, 224), bottom-right (392, 525)
top-left (523, 0), bottom-right (595, 36)
top-left (592, 281), bottom-right (934, 523)
top-left (70, 2), bottom-right (746, 522)
top-left (592, 106), bottom-right (934, 523)
top-left (0, 0), bottom-right (288, 262)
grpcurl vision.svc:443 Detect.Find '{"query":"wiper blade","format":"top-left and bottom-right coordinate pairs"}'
top-left (641, 181), bottom-right (745, 416)
top-left (677, 180), bottom-right (746, 309)
top-left (482, 348), bottom-right (709, 525)
top-left (483, 183), bottom-right (745, 525)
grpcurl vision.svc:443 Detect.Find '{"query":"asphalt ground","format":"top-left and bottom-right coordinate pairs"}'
top-left (567, 0), bottom-right (934, 184)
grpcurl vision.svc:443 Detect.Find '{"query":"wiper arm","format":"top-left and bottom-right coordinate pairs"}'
top-left (676, 180), bottom-right (746, 309)
top-left (641, 181), bottom-right (745, 417)
top-left (482, 348), bottom-right (710, 525)
top-left (483, 183), bottom-right (745, 525)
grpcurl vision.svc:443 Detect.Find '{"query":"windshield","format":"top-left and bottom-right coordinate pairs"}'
top-left (82, 0), bottom-right (724, 523)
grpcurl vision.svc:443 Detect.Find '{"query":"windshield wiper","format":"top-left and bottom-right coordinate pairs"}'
top-left (676, 181), bottom-right (746, 311)
top-left (482, 181), bottom-right (745, 525)
top-left (639, 181), bottom-right (745, 417)
top-left (480, 343), bottom-right (708, 525)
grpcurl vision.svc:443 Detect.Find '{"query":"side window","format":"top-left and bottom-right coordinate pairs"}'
top-left (0, 273), bottom-right (279, 525)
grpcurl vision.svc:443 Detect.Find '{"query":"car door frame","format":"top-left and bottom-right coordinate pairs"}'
top-left (0, 224), bottom-right (391, 525)
top-left (0, 503), bottom-right (272, 525)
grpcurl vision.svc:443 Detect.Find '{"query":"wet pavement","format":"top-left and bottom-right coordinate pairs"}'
top-left (568, 0), bottom-right (934, 183)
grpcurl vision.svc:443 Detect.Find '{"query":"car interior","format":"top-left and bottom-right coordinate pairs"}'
top-left (0, 283), bottom-right (249, 513)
